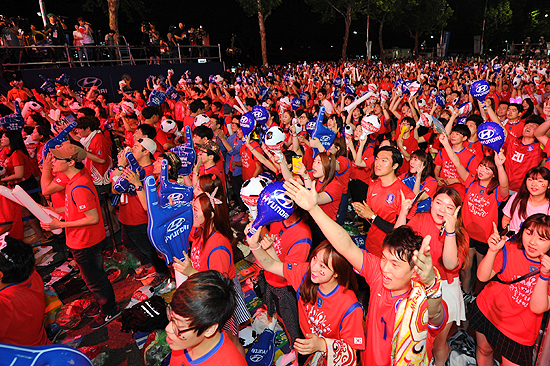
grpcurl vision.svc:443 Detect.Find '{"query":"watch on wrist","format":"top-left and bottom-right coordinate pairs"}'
top-left (136, 185), bottom-right (144, 191)
top-left (370, 214), bottom-right (377, 221)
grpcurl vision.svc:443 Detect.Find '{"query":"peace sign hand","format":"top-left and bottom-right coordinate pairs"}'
top-left (488, 222), bottom-right (506, 253)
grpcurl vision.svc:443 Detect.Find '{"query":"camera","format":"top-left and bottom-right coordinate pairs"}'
top-left (141, 22), bottom-right (151, 32)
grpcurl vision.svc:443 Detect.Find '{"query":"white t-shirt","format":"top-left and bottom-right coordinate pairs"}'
top-left (73, 30), bottom-right (83, 46)
top-left (502, 193), bottom-right (550, 232)
top-left (79, 25), bottom-right (94, 45)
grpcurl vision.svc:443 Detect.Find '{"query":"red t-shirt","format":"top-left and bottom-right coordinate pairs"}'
top-left (504, 119), bottom-right (524, 141)
top-left (357, 250), bottom-right (447, 366)
top-left (434, 147), bottom-right (477, 180)
top-left (64, 169), bottom-right (106, 249)
top-left (118, 164), bottom-right (154, 225)
top-left (183, 115), bottom-right (195, 130)
top-left (335, 156), bottom-right (351, 194)
top-left (0, 270), bottom-right (51, 346)
top-left (350, 141), bottom-right (375, 181)
top-left (477, 242), bottom-right (550, 346)
top-left (51, 173), bottom-right (69, 219)
top-left (504, 137), bottom-right (544, 192)
top-left (169, 331), bottom-right (247, 366)
top-left (283, 262), bottom-right (365, 350)
top-left (240, 141), bottom-right (262, 182)
top-left (365, 179), bottom-right (415, 256)
top-left (155, 127), bottom-right (170, 150)
top-left (0, 195), bottom-right (23, 240)
top-left (316, 179), bottom-right (343, 221)
top-left (84, 132), bottom-right (112, 186)
top-left (199, 163), bottom-right (227, 195)
top-left (190, 230), bottom-right (235, 279)
top-left (3, 149), bottom-right (33, 184)
top-left (463, 176), bottom-right (507, 243)
top-left (463, 140), bottom-right (484, 164)
top-left (266, 219), bottom-right (312, 287)
top-left (407, 213), bottom-right (465, 283)
top-left (392, 134), bottom-right (419, 174)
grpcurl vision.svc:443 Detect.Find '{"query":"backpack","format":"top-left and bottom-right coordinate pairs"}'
top-left (118, 295), bottom-right (169, 333)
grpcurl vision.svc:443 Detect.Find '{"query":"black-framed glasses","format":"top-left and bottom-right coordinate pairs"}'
top-left (166, 304), bottom-right (197, 338)
top-left (53, 156), bottom-right (72, 162)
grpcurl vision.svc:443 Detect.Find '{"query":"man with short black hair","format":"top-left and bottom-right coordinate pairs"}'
top-left (167, 270), bottom-right (245, 365)
top-left (353, 146), bottom-right (416, 256)
top-left (41, 141), bottom-right (120, 330)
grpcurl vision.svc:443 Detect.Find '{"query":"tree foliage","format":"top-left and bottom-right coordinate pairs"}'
top-left (396, 0), bottom-right (453, 55)
top-left (485, 1), bottom-right (512, 48)
top-left (304, 0), bottom-right (369, 60)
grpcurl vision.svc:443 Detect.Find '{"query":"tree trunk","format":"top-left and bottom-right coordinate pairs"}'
top-left (341, 6), bottom-right (352, 61)
top-left (379, 15), bottom-right (386, 62)
top-left (413, 30), bottom-right (419, 56)
top-left (257, 0), bottom-right (268, 67)
top-left (107, 0), bottom-right (119, 44)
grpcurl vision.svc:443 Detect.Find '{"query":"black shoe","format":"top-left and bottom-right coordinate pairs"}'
top-left (89, 306), bottom-right (122, 330)
top-left (83, 302), bottom-right (101, 318)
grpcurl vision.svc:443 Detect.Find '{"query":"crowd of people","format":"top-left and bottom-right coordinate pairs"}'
top-left (0, 14), bottom-right (210, 65)
top-left (1, 57), bottom-right (550, 366)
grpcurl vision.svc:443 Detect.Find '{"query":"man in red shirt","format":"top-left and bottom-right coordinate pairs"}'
top-left (167, 271), bottom-right (246, 366)
top-left (183, 100), bottom-right (204, 130)
top-left (354, 146), bottom-right (415, 256)
top-left (142, 106), bottom-right (175, 151)
top-left (502, 103), bottom-right (524, 141)
top-left (116, 137), bottom-right (169, 286)
top-left (40, 142), bottom-right (120, 330)
top-left (394, 117), bottom-right (419, 174)
top-left (194, 140), bottom-right (226, 194)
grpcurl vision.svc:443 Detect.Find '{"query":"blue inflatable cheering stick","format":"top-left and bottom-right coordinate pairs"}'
top-left (247, 181), bottom-right (295, 238)
top-left (41, 120), bottom-right (78, 164)
top-left (0, 102), bottom-right (24, 131)
top-left (39, 75), bottom-right (57, 95)
top-left (158, 159), bottom-right (193, 206)
top-left (0, 343), bottom-right (93, 366)
top-left (145, 168), bottom-right (193, 264)
top-left (170, 126), bottom-right (196, 176)
top-left (113, 151), bottom-right (145, 194)
top-left (147, 89), bottom-right (167, 107)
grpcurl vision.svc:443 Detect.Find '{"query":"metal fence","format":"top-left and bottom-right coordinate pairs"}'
top-left (0, 42), bottom-right (222, 69)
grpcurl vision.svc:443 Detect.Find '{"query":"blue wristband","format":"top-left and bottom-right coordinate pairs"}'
top-left (540, 275), bottom-right (550, 281)
top-left (445, 231), bottom-right (456, 237)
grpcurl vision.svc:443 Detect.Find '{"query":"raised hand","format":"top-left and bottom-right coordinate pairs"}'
top-left (283, 178), bottom-right (318, 212)
top-left (540, 253), bottom-right (550, 276)
top-left (173, 251), bottom-right (195, 276)
top-left (412, 235), bottom-right (435, 287)
top-left (488, 222), bottom-right (506, 253)
top-left (443, 206), bottom-right (461, 233)
top-left (399, 190), bottom-right (414, 214)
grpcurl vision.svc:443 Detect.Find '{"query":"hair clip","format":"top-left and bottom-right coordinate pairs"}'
top-left (205, 186), bottom-right (222, 207)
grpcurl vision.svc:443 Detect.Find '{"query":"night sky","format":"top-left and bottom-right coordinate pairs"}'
top-left (1, 0), bottom-right (545, 65)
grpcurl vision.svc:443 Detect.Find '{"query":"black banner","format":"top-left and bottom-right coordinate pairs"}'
top-left (4, 62), bottom-right (225, 102)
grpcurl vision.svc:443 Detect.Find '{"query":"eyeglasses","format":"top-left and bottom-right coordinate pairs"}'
top-left (53, 156), bottom-right (73, 162)
top-left (166, 304), bottom-right (197, 338)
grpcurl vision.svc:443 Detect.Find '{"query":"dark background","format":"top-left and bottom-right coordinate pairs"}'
top-left (2, 0), bottom-right (549, 65)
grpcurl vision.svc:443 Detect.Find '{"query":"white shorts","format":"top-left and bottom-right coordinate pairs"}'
top-left (441, 278), bottom-right (466, 326)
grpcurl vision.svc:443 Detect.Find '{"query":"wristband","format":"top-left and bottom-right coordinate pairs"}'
top-left (250, 244), bottom-right (261, 251)
top-left (540, 274), bottom-right (550, 281)
top-left (445, 231), bottom-right (456, 237)
top-left (424, 267), bottom-right (443, 299)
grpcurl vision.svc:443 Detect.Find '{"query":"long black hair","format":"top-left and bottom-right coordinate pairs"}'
top-left (510, 167), bottom-right (550, 221)
top-left (3, 130), bottom-right (29, 157)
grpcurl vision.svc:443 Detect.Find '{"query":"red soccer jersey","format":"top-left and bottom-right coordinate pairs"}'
top-left (118, 164), bottom-right (154, 225)
top-left (190, 230), bottom-right (235, 279)
top-left (365, 179), bottom-right (415, 256)
top-left (240, 141), bottom-right (262, 181)
top-left (335, 156), bottom-right (351, 194)
top-left (407, 213), bottom-right (466, 283)
top-left (503, 119), bottom-right (524, 141)
top-left (169, 331), bottom-right (247, 366)
top-left (283, 262), bottom-right (366, 350)
top-left (84, 132), bottom-right (112, 185)
top-left (199, 164), bottom-right (227, 195)
top-left (462, 176), bottom-right (507, 243)
top-left (266, 219), bottom-right (312, 287)
top-left (504, 137), bottom-right (543, 192)
top-left (0, 270), bottom-right (50, 346)
top-left (0, 195), bottom-right (23, 240)
top-left (350, 141), bottom-right (375, 181)
top-left (183, 115), bottom-right (195, 130)
top-left (463, 140), bottom-right (484, 164)
top-left (434, 147), bottom-right (477, 181)
top-left (486, 92), bottom-right (501, 103)
top-left (392, 134), bottom-right (419, 174)
top-left (51, 173), bottom-right (69, 219)
top-left (316, 179), bottom-right (343, 221)
top-left (357, 250), bottom-right (447, 366)
top-left (476, 242), bottom-right (550, 346)
top-left (3, 149), bottom-right (33, 184)
top-left (155, 127), bottom-right (171, 150)
top-left (64, 169), bottom-right (106, 249)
